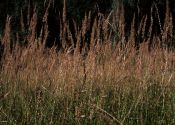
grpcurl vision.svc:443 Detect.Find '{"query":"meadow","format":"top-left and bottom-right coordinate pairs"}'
top-left (0, 2), bottom-right (175, 125)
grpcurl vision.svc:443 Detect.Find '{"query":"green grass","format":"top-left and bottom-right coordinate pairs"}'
top-left (1, 76), bottom-right (175, 125)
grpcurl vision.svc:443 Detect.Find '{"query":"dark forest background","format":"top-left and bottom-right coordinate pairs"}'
top-left (0, 0), bottom-right (175, 49)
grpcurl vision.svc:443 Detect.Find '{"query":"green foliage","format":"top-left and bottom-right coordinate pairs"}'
top-left (1, 77), bottom-right (175, 124)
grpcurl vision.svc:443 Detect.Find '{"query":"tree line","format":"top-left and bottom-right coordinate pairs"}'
top-left (0, 0), bottom-right (175, 49)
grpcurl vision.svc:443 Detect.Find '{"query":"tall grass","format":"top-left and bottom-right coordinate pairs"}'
top-left (0, 1), bottom-right (175, 125)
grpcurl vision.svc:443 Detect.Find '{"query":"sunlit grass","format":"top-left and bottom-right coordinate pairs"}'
top-left (0, 1), bottom-right (175, 124)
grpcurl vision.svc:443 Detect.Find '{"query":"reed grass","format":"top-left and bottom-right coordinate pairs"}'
top-left (0, 1), bottom-right (175, 125)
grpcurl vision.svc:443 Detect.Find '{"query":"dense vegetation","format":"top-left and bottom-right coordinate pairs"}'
top-left (0, 0), bottom-right (175, 125)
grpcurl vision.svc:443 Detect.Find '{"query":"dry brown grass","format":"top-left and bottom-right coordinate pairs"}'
top-left (0, 0), bottom-right (174, 102)
top-left (0, 1), bottom-right (175, 124)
